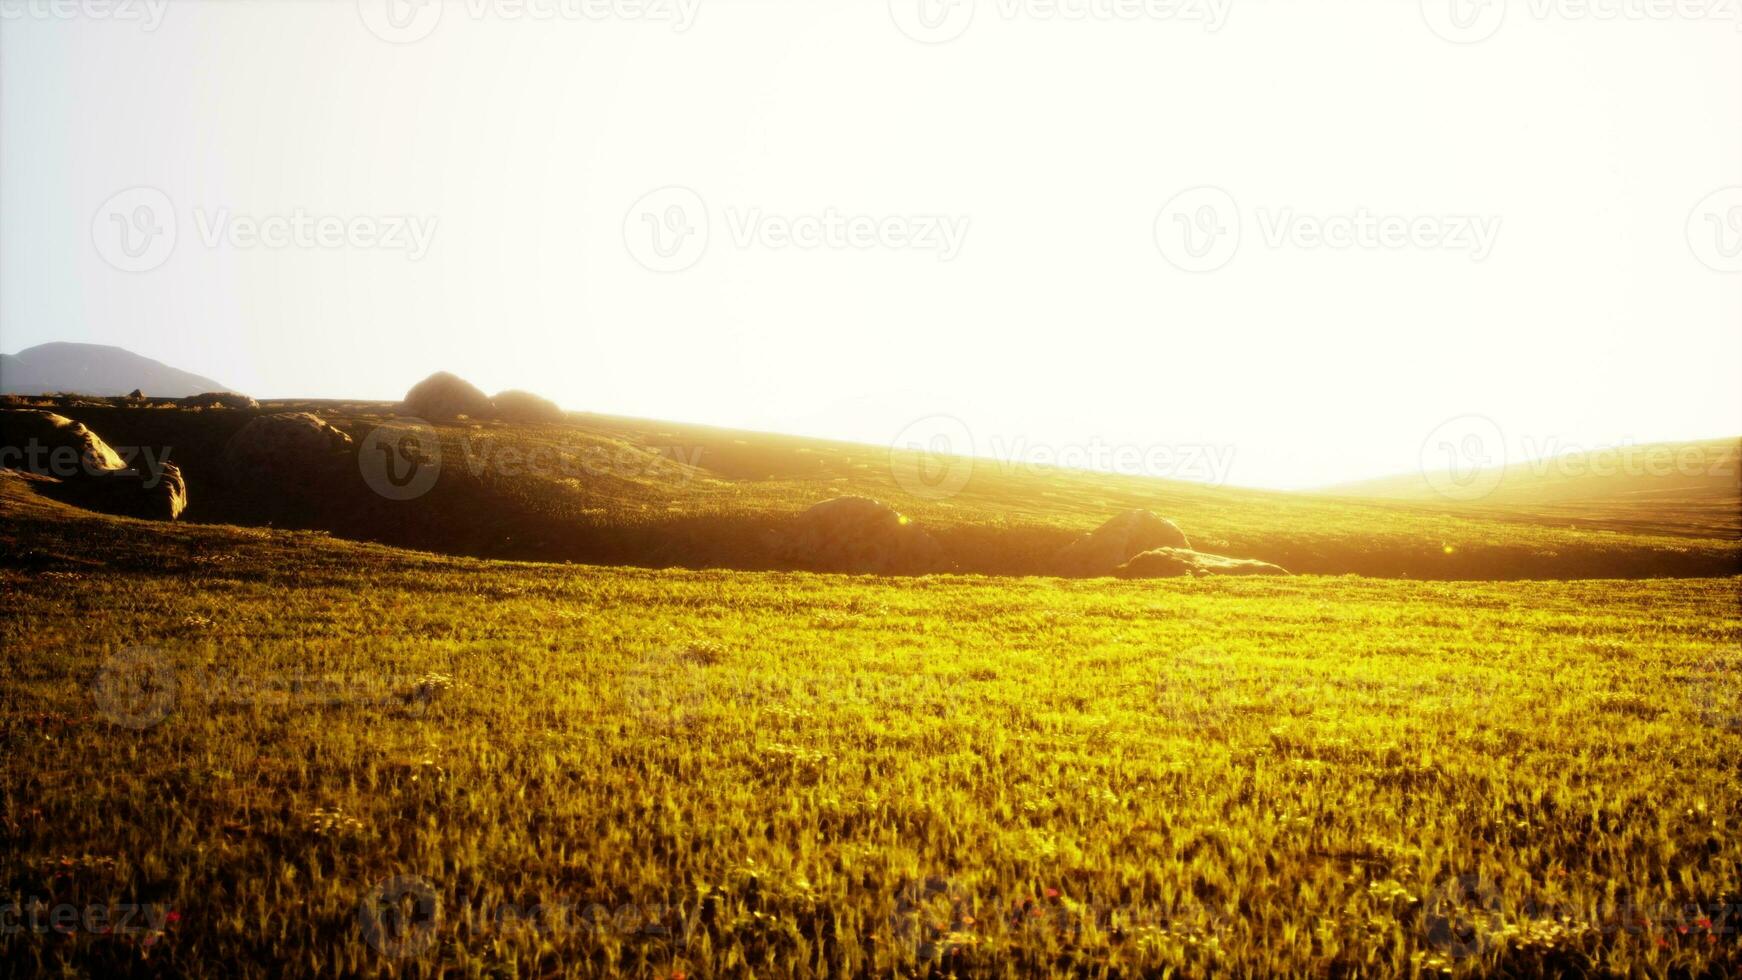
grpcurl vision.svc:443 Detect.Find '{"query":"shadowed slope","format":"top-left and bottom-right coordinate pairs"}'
top-left (8, 400), bottom-right (1739, 580)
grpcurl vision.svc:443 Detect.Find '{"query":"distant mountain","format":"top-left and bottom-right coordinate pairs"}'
top-left (0, 342), bottom-right (229, 397)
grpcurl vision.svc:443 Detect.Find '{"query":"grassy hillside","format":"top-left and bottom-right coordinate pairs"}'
top-left (1329, 437), bottom-right (1741, 540)
top-left (9, 401), bottom-right (1739, 580)
top-left (1, 473), bottom-right (1738, 977)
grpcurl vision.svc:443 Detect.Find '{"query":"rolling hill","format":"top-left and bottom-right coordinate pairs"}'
top-left (1327, 437), bottom-right (1742, 540)
top-left (5, 396), bottom-right (1738, 580)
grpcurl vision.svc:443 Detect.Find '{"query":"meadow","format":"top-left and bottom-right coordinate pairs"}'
top-left (2, 473), bottom-right (1738, 977)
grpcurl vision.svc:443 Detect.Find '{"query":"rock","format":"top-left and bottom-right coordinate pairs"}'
top-left (74, 462), bottom-right (188, 521)
top-left (401, 372), bottom-right (493, 420)
top-left (221, 412), bottom-right (354, 484)
top-left (782, 496), bottom-right (947, 574)
top-left (491, 389), bottom-right (565, 423)
top-left (1115, 547), bottom-right (1291, 579)
top-left (0, 410), bottom-right (127, 475)
top-left (179, 391), bottom-right (259, 410)
top-left (126, 388), bottom-right (146, 401)
top-left (1053, 510), bottom-right (1192, 576)
top-left (0, 410), bottom-right (187, 519)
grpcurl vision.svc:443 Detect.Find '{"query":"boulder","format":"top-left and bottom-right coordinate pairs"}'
top-left (1115, 547), bottom-right (1291, 579)
top-left (179, 391), bottom-right (259, 410)
top-left (1053, 510), bottom-right (1192, 576)
top-left (491, 389), bottom-right (565, 423)
top-left (781, 496), bottom-right (946, 574)
top-left (221, 412), bottom-right (354, 484)
top-left (0, 410), bottom-right (186, 519)
top-left (125, 389), bottom-right (146, 402)
top-left (402, 372), bottom-right (493, 420)
top-left (73, 462), bottom-right (188, 521)
top-left (0, 410), bottom-right (127, 475)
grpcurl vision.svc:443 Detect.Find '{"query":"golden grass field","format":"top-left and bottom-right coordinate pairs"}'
top-left (3, 403), bottom-right (1742, 974)
top-left (1, 400), bottom-right (1739, 978)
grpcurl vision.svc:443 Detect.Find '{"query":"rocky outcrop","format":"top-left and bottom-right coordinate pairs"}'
top-left (0, 410), bottom-right (185, 519)
top-left (492, 389), bottom-right (565, 423)
top-left (781, 496), bottom-right (947, 574)
top-left (74, 463), bottom-right (188, 521)
top-left (221, 412), bottom-right (355, 484)
top-left (401, 372), bottom-right (494, 420)
top-left (179, 391), bottom-right (259, 410)
top-left (1114, 547), bottom-right (1291, 579)
top-left (0, 410), bottom-right (127, 474)
top-left (1053, 510), bottom-right (1192, 576)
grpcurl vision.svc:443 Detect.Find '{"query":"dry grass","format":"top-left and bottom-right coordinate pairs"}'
top-left (2, 477), bottom-right (1738, 977)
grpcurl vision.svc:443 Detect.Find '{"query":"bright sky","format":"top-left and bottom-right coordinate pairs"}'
top-left (2, 0), bottom-right (1739, 488)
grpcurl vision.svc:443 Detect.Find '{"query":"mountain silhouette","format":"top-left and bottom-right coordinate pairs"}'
top-left (1, 342), bottom-right (229, 397)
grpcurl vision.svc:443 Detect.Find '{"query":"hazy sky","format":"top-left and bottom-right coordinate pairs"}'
top-left (3, 0), bottom-right (1739, 488)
